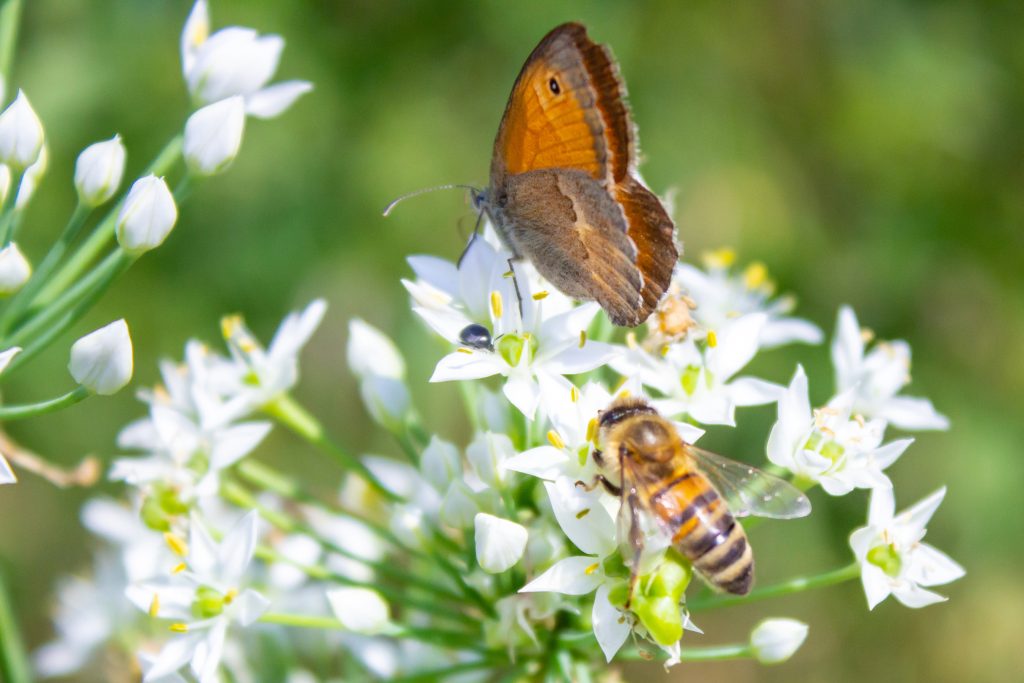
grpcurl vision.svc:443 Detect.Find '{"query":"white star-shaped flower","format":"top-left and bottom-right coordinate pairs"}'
top-left (767, 366), bottom-right (912, 495)
top-left (849, 486), bottom-right (965, 609)
top-left (832, 305), bottom-right (949, 431)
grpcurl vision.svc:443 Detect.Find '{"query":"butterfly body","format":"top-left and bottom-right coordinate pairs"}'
top-left (477, 23), bottom-right (678, 327)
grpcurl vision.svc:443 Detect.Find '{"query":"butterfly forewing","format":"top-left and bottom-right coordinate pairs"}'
top-left (687, 446), bottom-right (811, 520)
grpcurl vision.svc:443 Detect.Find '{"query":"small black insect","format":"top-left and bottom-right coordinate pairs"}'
top-left (458, 323), bottom-right (494, 351)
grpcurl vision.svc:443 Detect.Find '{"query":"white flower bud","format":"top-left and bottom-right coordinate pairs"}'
top-left (419, 436), bottom-right (461, 492)
top-left (347, 319), bottom-right (405, 379)
top-left (180, 0), bottom-right (210, 76)
top-left (15, 144), bottom-right (47, 210)
top-left (0, 91), bottom-right (44, 169)
top-left (750, 618), bottom-right (809, 664)
top-left (74, 135), bottom-right (126, 206)
top-left (326, 588), bottom-right (389, 634)
top-left (474, 513), bottom-right (528, 574)
top-left (0, 243), bottom-right (31, 294)
top-left (68, 319), bottom-right (133, 395)
top-left (184, 96), bottom-right (245, 176)
top-left (116, 175), bottom-right (177, 253)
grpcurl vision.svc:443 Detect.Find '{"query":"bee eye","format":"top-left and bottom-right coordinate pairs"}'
top-left (548, 77), bottom-right (560, 95)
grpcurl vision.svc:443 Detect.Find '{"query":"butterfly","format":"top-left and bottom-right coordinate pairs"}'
top-left (475, 22), bottom-right (678, 327)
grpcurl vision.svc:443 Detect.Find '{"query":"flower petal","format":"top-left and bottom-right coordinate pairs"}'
top-left (592, 583), bottom-right (630, 662)
top-left (429, 351), bottom-right (503, 382)
top-left (877, 396), bottom-right (950, 431)
top-left (519, 555), bottom-right (602, 595)
top-left (245, 80), bottom-right (313, 119)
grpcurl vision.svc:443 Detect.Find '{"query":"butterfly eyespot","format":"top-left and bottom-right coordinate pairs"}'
top-left (548, 77), bottom-right (560, 95)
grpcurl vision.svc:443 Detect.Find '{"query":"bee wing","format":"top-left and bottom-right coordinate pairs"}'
top-left (687, 446), bottom-right (811, 519)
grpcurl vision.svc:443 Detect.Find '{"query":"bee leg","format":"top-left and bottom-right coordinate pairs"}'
top-left (574, 474), bottom-right (621, 496)
top-left (592, 449), bottom-right (605, 467)
top-left (625, 491), bottom-right (644, 610)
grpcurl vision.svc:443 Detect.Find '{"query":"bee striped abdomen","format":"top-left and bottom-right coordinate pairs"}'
top-left (651, 467), bottom-right (754, 595)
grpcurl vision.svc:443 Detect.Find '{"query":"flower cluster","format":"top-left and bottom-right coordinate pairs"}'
top-left (21, 3), bottom-right (965, 681)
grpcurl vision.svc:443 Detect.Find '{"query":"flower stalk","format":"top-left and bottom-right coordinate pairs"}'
top-left (688, 561), bottom-right (862, 611)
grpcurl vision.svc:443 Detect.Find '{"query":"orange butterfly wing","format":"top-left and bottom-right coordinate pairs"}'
top-left (490, 23), bottom-right (632, 185)
top-left (487, 24), bottom-right (677, 327)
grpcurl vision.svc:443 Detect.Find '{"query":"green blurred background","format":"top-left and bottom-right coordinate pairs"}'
top-left (0, 1), bottom-right (1021, 681)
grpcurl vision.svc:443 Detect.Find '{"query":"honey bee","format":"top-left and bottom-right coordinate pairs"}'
top-left (584, 397), bottom-right (810, 601)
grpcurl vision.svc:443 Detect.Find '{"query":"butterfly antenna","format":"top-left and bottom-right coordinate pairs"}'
top-left (382, 184), bottom-right (479, 217)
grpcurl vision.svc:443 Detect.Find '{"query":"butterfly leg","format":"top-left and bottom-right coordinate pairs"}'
top-left (456, 210), bottom-right (486, 268)
top-left (625, 490), bottom-right (644, 609)
top-left (504, 258), bottom-right (526, 322)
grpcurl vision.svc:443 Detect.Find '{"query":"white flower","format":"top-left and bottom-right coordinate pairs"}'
top-left (33, 552), bottom-right (140, 678)
top-left (411, 233), bottom-right (616, 419)
top-left (767, 366), bottom-right (912, 495)
top-left (219, 299), bottom-right (326, 411)
top-left (675, 250), bottom-right (823, 348)
top-left (74, 134), bottom-right (126, 206)
top-left (180, 0), bottom-right (312, 117)
top-left (184, 97), bottom-right (246, 176)
top-left (0, 90), bottom-right (44, 168)
top-left (347, 319), bottom-right (411, 429)
top-left (520, 477), bottom-right (629, 661)
top-left (116, 175), bottom-right (178, 253)
top-left (850, 486), bottom-right (965, 609)
top-left (612, 313), bottom-right (781, 425)
top-left (69, 319), bottom-right (133, 395)
top-left (128, 511), bottom-right (270, 683)
top-left (327, 588), bottom-right (390, 634)
top-left (0, 243), bottom-right (31, 294)
top-left (475, 513), bottom-right (529, 573)
top-left (0, 164), bottom-right (8, 203)
top-left (832, 306), bottom-right (949, 430)
top-left (750, 618), bottom-right (809, 664)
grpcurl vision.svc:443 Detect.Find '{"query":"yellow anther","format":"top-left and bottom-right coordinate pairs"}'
top-left (169, 623), bottom-right (189, 633)
top-left (660, 344), bottom-right (670, 357)
top-left (164, 532), bottom-right (188, 558)
top-left (547, 430), bottom-right (566, 450)
top-left (625, 331), bottom-right (638, 349)
top-left (576, 508), bottom-right (591, 519)
top-left (149, 594), bottom-right (160, 617)
top-left (503, 270), bottom-right (514, 278)
top-left (579, 330), bottom-right (587, 348)
top-left (240, 340), bottom-right (257, 353)
top-left (854, 414), bottom-right (866, 428)
top-left (584, 562), bottom-right (600, 576)
top-left (586, 417), bottom-right (599, 443)
top-left (617, 389), bottom-right (631, 399)
top-left (171, 562), bottom-right (187, 574)
top-left (743, 261), bottom-right (769, 290)
top-left (220, 315), bottom-right (242, 340)
top-left (224, 588), bottom-right (238, 605)
top-left (456, 347), bottom-right (473, 354)
top-left (702, 247), bottom-right (736, 270)
top-left (570, 385), bottom-right (580, 403)
top-left (532, 291), bottom-right (549, 300)
top-left (706, 330), bottom-right (718, 348)
top-left (490, 291), bottom-right (503, 318)
top-left (860, 328), bottom-right (875, 344)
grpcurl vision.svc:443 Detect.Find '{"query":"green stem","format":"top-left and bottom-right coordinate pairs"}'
top-left (258, 612), bottom-right (485, 651)
top-left (33, 134), bottom-right (183, 307)
top-left (0, 168), bottom-right (25, 244)
top-left (618, 643), bottom-right (753, 662)
top-left (0, 203), bottom-right (91, 335)
top-left (688, 561), bottom-right (861, 611)
top-left (263, 394), bottom-right (401, 502)
top-left (0, 0), bottom-right (22, 97)
top-left (0, 386), bottom-right (89, 420)
top-left (234, 459), bottom-right (409, 552)
top-left (221, 479), bottom-right (467, 604)
top-left (253, 544), bottom-right (479, 630)
top-left (388, 659), bottom-right (504, 683)
top-left (8, 248), bottom-right (133, 346)
top-left (0, 567), bottom-right (32, 683)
